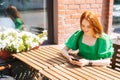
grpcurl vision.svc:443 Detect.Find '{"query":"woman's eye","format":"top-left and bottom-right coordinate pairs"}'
top-left (87, 26), bottom-right (92, 28)
top-left (82, 25), bottom-right (84, 27)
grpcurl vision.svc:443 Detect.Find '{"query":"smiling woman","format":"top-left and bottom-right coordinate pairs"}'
top-left (61, 11), bottom-right (114, 67)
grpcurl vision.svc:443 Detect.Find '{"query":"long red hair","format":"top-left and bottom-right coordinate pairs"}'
top-left (80, 11), bottom-right (103, 38)
top-left (6, 5), bottom-right (21, 20)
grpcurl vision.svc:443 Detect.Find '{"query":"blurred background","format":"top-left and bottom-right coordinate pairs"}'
top-left (112, 0), bottom-right (120, 33)
top-left (0, 0), bottom-right (48, 34)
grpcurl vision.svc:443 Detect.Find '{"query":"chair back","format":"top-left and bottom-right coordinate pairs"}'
top-left (0, 75), bottom-right (15, 80)
top-left (110, 43), bottom-right (120, 71)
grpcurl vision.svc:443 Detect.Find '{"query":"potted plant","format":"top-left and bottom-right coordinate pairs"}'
top-left (0, 29), bottom-right (47, 60)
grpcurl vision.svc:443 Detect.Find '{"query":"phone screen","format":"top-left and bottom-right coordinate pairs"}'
top-left (71, 58), bottom-right (79, 61)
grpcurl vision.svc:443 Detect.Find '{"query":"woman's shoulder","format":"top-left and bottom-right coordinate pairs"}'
top-left (98, 33), bottom-right (111, 42)
top-left (15, 18), bottom-right (23, 24)
top-left (15, 18), bottom-right (22, 21)
top-left (72, 30), bottom-right (83, 36)
top-left (65, 30), bottom-right (83, 50)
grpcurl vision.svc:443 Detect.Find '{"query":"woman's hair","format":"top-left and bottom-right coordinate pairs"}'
top-left (6, 5), bottom-right (21, 19)
top-left (80, 11), bottom-right (103, 38)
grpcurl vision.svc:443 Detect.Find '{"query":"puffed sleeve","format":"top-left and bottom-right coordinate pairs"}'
top-left (98, 34), bottom-right (114, 59)
top-left (15, 18), bottom-right (24, 30)
top-left (65, 30), bottom-right (81, 50)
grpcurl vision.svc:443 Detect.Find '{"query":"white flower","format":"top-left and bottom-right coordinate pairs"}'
top-left (0, 29), bottom-right (47, 53)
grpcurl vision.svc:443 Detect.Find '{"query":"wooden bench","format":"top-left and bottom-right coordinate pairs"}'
top-left (30, 27), bottom-right (44, 35)
top-left (110, 43), bottom-right (120, 71)
top-left (12, 46), bottom-right (120, 80)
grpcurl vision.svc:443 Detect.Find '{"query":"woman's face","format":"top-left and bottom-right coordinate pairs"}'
top-left (81, 19), bottom-right (94, 36)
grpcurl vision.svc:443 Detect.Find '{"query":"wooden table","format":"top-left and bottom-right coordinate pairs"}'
top-left (12, 46), bottom-right (120, 80)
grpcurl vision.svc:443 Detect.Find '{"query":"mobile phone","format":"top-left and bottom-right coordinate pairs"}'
top-left (71, 58), bottom-right (79, 61)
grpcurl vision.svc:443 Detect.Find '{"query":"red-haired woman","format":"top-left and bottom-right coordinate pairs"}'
top-left (6, 5), bottom-right (24, 30)
top-left (61, 11), bottom-right (114, 67)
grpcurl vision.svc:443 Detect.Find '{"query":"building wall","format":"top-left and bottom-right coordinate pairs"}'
top-left (54, 0), bottom-right (114, 44)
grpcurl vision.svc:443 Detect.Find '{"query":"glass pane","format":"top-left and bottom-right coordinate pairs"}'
top-left (113, 0), bottom-right (120, 34)
top-left (0, 0), bottom-right (48, 43)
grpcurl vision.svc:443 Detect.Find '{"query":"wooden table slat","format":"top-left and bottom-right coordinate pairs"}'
top-left (42, 46), bottom-right (61, 52)
top-left (95, 67), bottom-right (120, 79)
top-left (30, 50), bottom-right (63, 66)
top-left (83, 67), bottom-right (113, 80)
top-left (61, 63), bottom-right (94, 80)
top-left (12, 54), bottom-right (42, 70)
top-left (50, 66), bottom-right (78, 80)
top-left (35, 51), bottom-right (66, 64)
top-left (18, 53), bottom-right (48, 69)
top-left (39, 48), bottom-right (65, 60)
top-left (105, 67), bottom-right (120, 75)
top-left (54, 65), bottom-right (86, 80)
top-left (35, 48), bottom-right (64, 60)
top-left (42, 48), bottom-right (61, 55)
top-left (75, 67), bottom-right (105, 80)
top-left (22, 52), bottom-right (53, 68)
top-left (86, 67), bottom-right (114, 80)
top-left (44, 68), bottom-right (69, 80)
top-left (42, 47), bottom-right (60, 53)
top-left (38, 47), bottom-right (60, 53)
top-left (36, 48), bottom-right (67, 61)
top-left (49, 46), bottom-right (61, 51)
top-left (62, 63), bottom-right (95, 80)
top-left (27, 51), bottom-right (62, 67)
top-left (39, 69), bottom-right (59, 80)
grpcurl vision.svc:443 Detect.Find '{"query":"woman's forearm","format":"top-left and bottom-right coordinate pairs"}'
top-left (61, 46), bottom-right (71, 60)
top-left (76, 58), bottom-right (111, 67)
top-left (89, 58), bottom-right (111, 66)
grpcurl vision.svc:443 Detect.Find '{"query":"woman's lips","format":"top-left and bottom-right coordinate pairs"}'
top-left (84, 31), bottom-right (89, 33)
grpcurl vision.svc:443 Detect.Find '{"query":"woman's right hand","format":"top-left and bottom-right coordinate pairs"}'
top-left (68, 56), bottom-right (74, 61)
top-left (68, 49), bottom-right (79, 55)
top-left (69, 58), bottom-right (79, 65)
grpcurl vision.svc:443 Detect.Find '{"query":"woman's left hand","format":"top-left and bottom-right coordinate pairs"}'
top-left (77, 59), bottom-right (89, 67)
top-left (70, 58), bottom-right (89, 67)
top-left (69, 59), bottom-right (79, 65)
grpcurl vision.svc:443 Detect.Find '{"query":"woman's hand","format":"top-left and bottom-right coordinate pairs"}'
top-left (69, 58), bottom-right (89, 67)
top-left (69, 59), bottom-right (79, 65)
top-left (68, 49), bottom-right (79, 55)
top-left (78, 59), bottom-right (89, 67)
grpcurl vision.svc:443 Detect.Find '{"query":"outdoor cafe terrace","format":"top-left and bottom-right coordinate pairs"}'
top-left (0, 24), bottom-right (120, 80)
top-left (0, 43), bottom-right (120, 80)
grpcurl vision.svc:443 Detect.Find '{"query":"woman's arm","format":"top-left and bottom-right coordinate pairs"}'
top-left (61, 47), bottom-right (111, 67)
top-left (61, 46), bottom-right (73, 60)
top-left (88, 58), bottom-right (111, 66)
top-left (74, 58), bottom-right (111, 67)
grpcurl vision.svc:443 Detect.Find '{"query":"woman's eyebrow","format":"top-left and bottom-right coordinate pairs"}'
top-left (82, 23), bottom-right (90, 26)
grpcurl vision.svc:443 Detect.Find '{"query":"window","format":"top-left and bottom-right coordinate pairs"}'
top-left (0, 0), bottom-right (54, 44)
top-left (113, 0), bottom-right (120, 34)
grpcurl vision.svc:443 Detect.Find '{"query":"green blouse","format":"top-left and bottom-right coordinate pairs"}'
top-left (15, 18), bottom-right (24, 30)
top-left (65, 30), bottom-right (114, 60)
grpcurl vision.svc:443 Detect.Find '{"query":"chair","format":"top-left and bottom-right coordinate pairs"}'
top-left (0, 59), bottom-right (15, 80)
top-left (110, 43), bottom-right (120, 71)
top-left (30, 26), bottom-right (44, 35)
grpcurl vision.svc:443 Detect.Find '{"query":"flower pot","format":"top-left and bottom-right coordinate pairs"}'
top-left (0, 50), bottom-right (12, 60)
top-left (31, 45), bottom-right (40, 50)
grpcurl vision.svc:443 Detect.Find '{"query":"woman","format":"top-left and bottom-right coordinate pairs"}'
top-left (61, 11), bottom-right (114, 67)
top-left (6, 5), bottom-right (24, 30)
